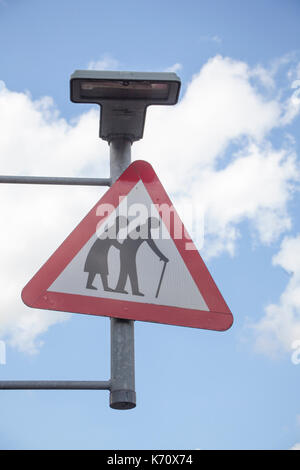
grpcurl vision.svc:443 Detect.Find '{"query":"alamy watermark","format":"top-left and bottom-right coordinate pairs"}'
top-left (0, 340), bottom-right (6, 365)
top-left (94, 198), bottom-right (205, 250)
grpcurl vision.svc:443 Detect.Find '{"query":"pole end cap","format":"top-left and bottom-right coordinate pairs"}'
top-left (110, 390), bottom-right (136, 410)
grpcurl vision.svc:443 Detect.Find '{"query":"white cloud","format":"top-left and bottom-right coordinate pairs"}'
top-left (193, 143), bottom-right (297, 257)
top-left (252, 234), bottom-right (300, 357)
top-left (136, 55), bottom-right (299, 256)
top-left (249, 65), bottom-right (276, 90)
top-left (1, 55), bottom-right (300, 353)
top-left (0, 83), bottom-right (108, 353)
top-left (164, 63), bottom-right (182, 73)
top-left (137, 56), bottom-right (281, 176)
top-left (280, 79), bottom-right (300, 125)
top-left (87, 54), bottom-right (119, 70)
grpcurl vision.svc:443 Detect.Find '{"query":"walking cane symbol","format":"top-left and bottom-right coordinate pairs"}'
top-left (155, 260), bottom-right (168, 298)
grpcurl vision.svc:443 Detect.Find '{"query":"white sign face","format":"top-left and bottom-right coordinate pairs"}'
top-left (49, 180), bottom-right (209, 312)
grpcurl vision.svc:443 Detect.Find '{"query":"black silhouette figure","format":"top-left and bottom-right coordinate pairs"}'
top-left (84, 216), bottom-right (127, 291)
top-left (115, 217), bottom-right (169, 296)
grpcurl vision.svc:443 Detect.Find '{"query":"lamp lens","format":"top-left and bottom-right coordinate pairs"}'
top-left (79, 80), bottom-right (169, 100)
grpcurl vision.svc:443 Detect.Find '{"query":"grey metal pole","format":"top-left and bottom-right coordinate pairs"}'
top-left (109, 138), bottom-right (136, 410)
top-left (0, 380), bottom-right (111, 390)
top-left (0, 175), bottom-right (112, 186)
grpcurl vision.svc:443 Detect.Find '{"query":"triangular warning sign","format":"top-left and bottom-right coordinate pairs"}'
top-left (22, 160), bottom-right (233, 331)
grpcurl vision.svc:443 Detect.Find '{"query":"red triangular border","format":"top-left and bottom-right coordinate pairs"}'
top-left (22, 160), bottom-right (233, 331)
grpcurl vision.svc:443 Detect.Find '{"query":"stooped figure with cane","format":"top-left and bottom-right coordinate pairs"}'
top-left (115, 216), bottom-right (169, 297)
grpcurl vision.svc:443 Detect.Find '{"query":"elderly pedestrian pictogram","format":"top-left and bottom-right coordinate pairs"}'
top-left (84, 215), bottom-right (169, 298)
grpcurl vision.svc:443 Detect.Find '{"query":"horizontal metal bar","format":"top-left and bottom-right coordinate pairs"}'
top-left (0, 175), bottom-right (112, 186)
top-left (0, 380), bottom-right (111, 390)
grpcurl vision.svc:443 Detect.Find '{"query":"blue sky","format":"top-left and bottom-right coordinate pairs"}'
top-left (0, 0), bottom-right (300, 450)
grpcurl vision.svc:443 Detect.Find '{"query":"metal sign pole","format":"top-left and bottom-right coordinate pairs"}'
top-left (109, 138), bottom-right (136, 410)
top-left (0, 175), bottom-right (112, 186)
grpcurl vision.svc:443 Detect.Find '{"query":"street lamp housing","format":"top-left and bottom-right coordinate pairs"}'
top-left (70, 70), bottom-right (181, 142)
